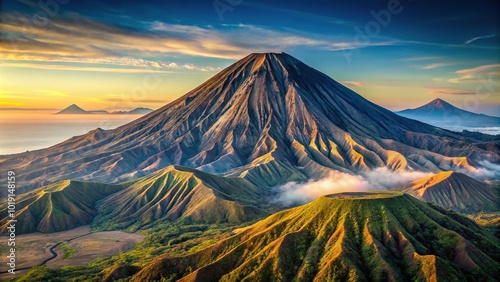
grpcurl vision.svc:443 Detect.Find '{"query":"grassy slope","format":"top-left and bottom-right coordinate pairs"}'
top-left (92, 166), bottom-right (266, 231)
top-left (133, 192), bottom-right (500, 282)
top-left (0, 180), bottom-right (125, 234)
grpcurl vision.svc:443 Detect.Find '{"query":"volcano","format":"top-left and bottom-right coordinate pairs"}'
top-left (397, 98), bottom-right (500, 129)
top-left (131, 192), bottom-right (500, 282)
top-left (1, 53), bottom-right (498, 192)
top-left (55, 104), bottom-right (91, 114)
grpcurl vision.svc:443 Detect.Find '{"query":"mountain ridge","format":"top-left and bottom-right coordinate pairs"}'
top-left (2, 53), bottom-right (499, 193)
top-left (394, 171), bottom-right (498, 213)
top-left (0, 180), bottom-right (125, 234)
top-left (55, 104), bottom-right (153, 115)
top-left (92, 165), bottom-right (266, 230)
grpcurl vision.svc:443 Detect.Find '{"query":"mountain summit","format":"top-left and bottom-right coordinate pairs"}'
top-left (417, 98), bottom-right (457, 111)
top-left (56, 104), bottom-right (91, 114)
top-left (1, 53), bottom-right (498, 192)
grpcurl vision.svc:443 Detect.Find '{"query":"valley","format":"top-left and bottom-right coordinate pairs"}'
top-left (0, 226), bottom-right (143, 280)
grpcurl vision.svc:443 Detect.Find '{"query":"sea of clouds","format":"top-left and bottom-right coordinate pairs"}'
top-left (272, 168), bottom-right (432, 206)
top-left (273, 160), bottom-right (500, 207)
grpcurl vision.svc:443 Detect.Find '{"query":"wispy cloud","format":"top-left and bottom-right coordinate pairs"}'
top-left (1, 13), bottom-right (330, 61)
top-left (400, 56), bottom-right (441, 62)
top-left (2, 11), bottom-right (496, 76)
top-left (388, 38), bottom-right (500, 51)
top-left (421, 63), bottom-right (452, 70)
top-left (0, 12), bottom-right (403, 73)
top-left (464, 34), bottom-right (496, 45)
top-left (0, 62), bottom-right (175, 73)
top-left (425, 86), bottom-right (475, 95)
top-left (448, 64), bottom-right (500, 83)
top-left (341, 81), bottom-right (363, 87)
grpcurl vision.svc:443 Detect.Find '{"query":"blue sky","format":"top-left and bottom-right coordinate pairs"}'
top-left (0, 0), bottom-right (498, 114)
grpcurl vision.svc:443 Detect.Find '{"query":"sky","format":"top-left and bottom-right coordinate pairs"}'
top-left (0, 0), bottom-right (499, 114)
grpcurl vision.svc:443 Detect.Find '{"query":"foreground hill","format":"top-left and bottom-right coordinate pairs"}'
top-left (92, 166), bottom-right (265, 230)
top-left (394, 171), bottom-right (499, 213)
top-left (397, 98), bottom-right (500, 130)
top-left (0, 181), bottom-right (124, 234)
top-left (2, 53), bottom-right (498, 193)
top-left (132, 192), bottom-right (500, 282)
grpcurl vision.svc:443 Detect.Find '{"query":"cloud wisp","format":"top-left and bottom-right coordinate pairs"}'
top-left (460, 160), bottom-right (500, 179)
top-left (425, 86), bottom-right (475, 96)
top-left (272, 168), bottom-right (432, 207)
top-left (341, 81), bottom-right (363, 87)
top-left (421, 63), bottom-right (452, 70)
top-left (464, 34), bottom-right (496, 45)
top-left (448, 64), bottom-right (500, 83)
top-left (0, 12), bottom-right (411, 73)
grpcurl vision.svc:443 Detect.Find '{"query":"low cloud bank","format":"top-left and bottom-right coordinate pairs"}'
top-left (272, 168), bottom-right (432, 207)
top-left (462, 160), bottom-right (500, 179)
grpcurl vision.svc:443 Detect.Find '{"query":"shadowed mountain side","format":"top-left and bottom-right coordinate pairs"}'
top-left (92, 166), bottom-right (266, 230)
top-left (1, 53), bottom-right (499, 193)
top-left (131, 192), bottom-right (500, 282)
top-left (394, 171), bottom-right (499, 213)
top-left (0, 180), bottom-right (125, 234)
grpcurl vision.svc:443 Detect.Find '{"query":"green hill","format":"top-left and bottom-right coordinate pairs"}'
top-left (92, 166), bottom-right (266, 230)
top-left (132, 192), bottom-right (500, 282)
top-left (0, 180), bottom-right (125, 234)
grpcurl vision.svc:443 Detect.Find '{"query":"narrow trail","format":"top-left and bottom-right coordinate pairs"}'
top-left (0, 232), bottom-right (93, 274)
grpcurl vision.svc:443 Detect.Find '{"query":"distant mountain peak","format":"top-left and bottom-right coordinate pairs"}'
top-left (56, 104), bottom-right (91, 114)
top-left (420, 98), bottom-right (455, 110)
top-left (430, 98), bottom-right (445, 106)
top-left (67, 104), bottom-right (81, 109)
top-left (431, 98), bottom-right (445, 103)
top-left (396, 97), bottom-right (500, 128)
